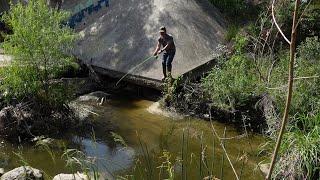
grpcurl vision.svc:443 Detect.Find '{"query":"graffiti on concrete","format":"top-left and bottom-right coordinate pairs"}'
top-left (67, 0), bottom-right (109, 28)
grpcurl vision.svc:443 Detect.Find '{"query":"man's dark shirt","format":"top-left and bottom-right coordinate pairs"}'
top-left (158, 34), bottom-right (176, 53)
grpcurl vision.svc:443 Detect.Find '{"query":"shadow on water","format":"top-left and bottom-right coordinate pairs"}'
top-left (0, 95), bottom-right (265, 179)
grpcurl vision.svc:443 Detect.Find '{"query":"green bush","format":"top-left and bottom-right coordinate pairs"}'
top-left (271, 1), bottom-right (320, 44)
top-left (208, 0), bottom-right (260, 22)
top-left (297, 36), bottom-right (320, 62)
top-left (202, 34), bottom-right (262, 110)
top-left (266, 37), bottom-right (320, 115)
top-left (298, 4), bottom-right (320, 41)
top-left (202, 54), bottom-right (260, 110)
top-left (0, 0), bottom-right (77, 106)
top-left (0, 62), bottom-right (41, 100)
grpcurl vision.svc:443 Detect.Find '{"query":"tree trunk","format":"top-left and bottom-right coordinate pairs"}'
top-left (266, 0), bottom-right (300, 179)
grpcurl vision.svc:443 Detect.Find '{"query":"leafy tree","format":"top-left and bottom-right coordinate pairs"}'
top-left (0, 0), bottom-right (77, 107)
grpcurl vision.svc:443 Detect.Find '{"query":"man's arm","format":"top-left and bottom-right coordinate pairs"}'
top-left (153, 41), bottom-right (161, 56)
top-left (161, 38), bottom-right (173, 52)
top-left (161, 44), bottom-right (169, 52)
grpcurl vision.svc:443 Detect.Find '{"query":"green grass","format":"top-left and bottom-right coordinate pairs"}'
top-left (225, 25), bottom-right (240, 42)
top-left (270, 114), bottom-right (320, 179)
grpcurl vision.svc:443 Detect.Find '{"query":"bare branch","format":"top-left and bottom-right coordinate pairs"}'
top-left (293, 75), bottom-right (319, 80)
top-left (295, 0), bottom-right (313, 30)
top-left (209, 111), bottom-right (240, 180)
top-left (266, 85), bottom-right (287, 90)
top-left (272, 0), bottom-right (291, 44)
top-left (267, 59), bottom-right (277, 84)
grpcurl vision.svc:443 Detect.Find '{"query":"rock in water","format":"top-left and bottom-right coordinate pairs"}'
top-left (0, 168), bottom-right (4, 176)
top-left (0, 166), bottom-right (43, 180)
top-left (69, 91), bottom-right (112, 121)
top-left (53, 173), bottom-right (88, 180)
top-left (259, 163), bottom-right (270, 176)
top-left (75, 91), bottom-right (111, 102)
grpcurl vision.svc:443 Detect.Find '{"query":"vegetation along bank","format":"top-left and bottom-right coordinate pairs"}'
top-left (0, 0), bottom-right (319, 179)
top-left (163, 0), bottom-right (320, 179)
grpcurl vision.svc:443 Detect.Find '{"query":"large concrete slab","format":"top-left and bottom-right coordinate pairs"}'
top-left (0, 0), bottom-right (10, 14)
top-left (65, 0), bottom-right (226, 80)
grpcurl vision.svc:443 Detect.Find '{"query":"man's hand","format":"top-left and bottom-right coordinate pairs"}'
top-left (158, 49), bottom-right (164, 54)
top-left (153, 41), bottom-right (161, 56)
top-left (154, 50), bottom-right (161, 56)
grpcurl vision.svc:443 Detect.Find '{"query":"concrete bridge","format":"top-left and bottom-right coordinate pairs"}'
top-left (65, 0), bottom-right (227, 88)
top-left (0, 0), bottom-right (10, 14)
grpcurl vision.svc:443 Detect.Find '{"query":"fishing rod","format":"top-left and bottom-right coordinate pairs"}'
top-left (115, 53), bottom-right (162, 86)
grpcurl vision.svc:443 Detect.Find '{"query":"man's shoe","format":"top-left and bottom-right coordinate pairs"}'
top-left (162, 77), bottom-right (167, 82)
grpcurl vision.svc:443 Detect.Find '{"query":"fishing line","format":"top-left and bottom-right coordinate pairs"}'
top-left (115, 54), bottom-right (160, 86)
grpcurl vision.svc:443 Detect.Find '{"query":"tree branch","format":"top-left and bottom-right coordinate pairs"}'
top-left (295, 0), bottom-right (313, 30)
top-left (266, 0), bottom-right (301, 179)
top-left (209, 111), bottom-right (240, 180)
top-left (272, 0), bottom-right (291, 45)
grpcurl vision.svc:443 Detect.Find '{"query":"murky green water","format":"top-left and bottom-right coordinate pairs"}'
top-left (0, 95), bottom-right (265, 179)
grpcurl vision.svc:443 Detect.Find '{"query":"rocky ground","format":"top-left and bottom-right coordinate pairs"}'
top-left (0, 166), bottom-right (43, 180)
top-left (0, 166), bottom-right (92, 180)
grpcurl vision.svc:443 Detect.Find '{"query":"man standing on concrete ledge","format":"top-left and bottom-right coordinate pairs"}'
top-left (48, 0), bottom-right (63, 10)
top-left (153, 26), bottom-right (176, 81)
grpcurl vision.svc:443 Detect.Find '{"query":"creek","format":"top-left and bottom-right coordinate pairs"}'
top-left (0, 93), bottom-right (265, 179)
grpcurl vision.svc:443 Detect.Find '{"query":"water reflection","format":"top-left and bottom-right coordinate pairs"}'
top-left (73, 136), bottom-right (135, 173)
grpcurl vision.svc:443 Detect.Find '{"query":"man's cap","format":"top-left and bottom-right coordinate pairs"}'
top-left (159, 26), bottom-right (166, 33)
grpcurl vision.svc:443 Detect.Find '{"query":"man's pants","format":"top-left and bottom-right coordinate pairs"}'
top-left (48, 0), bottom-right (62, 10)
top-left (162, 51), bottom-right (175, 75)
